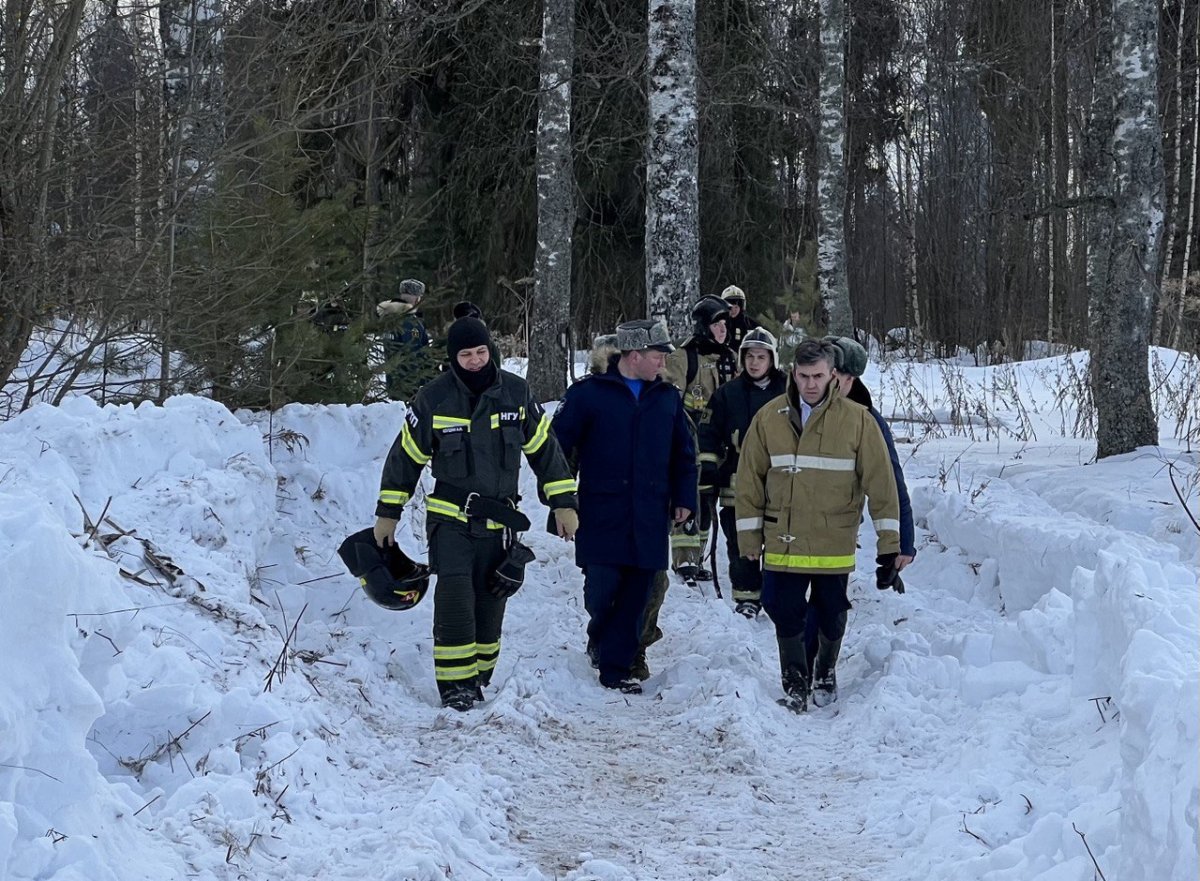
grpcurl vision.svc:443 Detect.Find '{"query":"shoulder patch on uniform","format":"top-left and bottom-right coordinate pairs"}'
top-left (405, 408), bottom-right (420, 428)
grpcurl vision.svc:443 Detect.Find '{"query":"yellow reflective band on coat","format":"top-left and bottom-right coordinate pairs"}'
top-left (426, 497), bottom-right (506, 529)
top-left (378, 489), bottom-right (410, 506)
top-left (522, 414), bottom-right (551, 454)
top-left (544, 478), bottom-right (577, 498)
top-left (401, 422), bottom-right (431, 465)
top-left (873, 518), bottom-right (900, 533)
top-left (432, 415), bottom-right (472, 430)
top-left (489, 408), bottom-right (526, 429)
top-left (764, 552), bottom-right (856, 569)
top-left (736, 516), bottom-right (763, 531)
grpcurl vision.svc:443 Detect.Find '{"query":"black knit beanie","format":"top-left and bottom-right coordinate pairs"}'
top-left (447, 317), bottom-right (491, 359)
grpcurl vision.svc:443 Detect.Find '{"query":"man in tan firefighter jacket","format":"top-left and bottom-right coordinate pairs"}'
top-left (632, 296), bottom-right (736, 680)
top-left (374, 317), bottom-right (579, 711)
top-left (735, 338), bottom-right (900, 712)
top-left (663, 295), bottom-right (738, 580)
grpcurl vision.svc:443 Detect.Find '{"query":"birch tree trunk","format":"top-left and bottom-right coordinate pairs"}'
top-left (816, 0), bottom-right (852, 336)
top-left (646, 0), bottom-right (700, 339)
top-left (1155, 1), bottom-right (1188, 343)
top-left (529, 0), bottom-right (575, 403)
top-left (1170, 13), bottom-right (1199, 350)
top-left (1088, 0), bottom-right (1161, 459)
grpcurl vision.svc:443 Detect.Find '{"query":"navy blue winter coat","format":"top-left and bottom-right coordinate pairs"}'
top-left (849, 378), bottom-right (916, 557)
top-left (551, 359), bottom-right (698, 570)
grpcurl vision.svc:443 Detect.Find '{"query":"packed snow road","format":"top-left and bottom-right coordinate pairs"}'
top-left (1, 390), bottom-right (1195, 881)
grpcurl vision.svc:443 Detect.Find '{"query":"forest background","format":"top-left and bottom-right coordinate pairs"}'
top-left (2, 0), bottom-right (1197, 453)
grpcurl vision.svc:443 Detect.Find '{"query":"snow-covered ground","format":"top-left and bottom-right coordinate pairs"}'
top-left (0, 350), bottom-right (1196, 881)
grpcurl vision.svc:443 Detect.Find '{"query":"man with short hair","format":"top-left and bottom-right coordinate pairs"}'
top-left (551, 319), bottom-right (698, 694)
top-left (735, 338), bottom-right (900, 712)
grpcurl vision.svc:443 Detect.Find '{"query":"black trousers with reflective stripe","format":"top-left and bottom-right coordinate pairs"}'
top-left (428, 520), bottom-right (508, 696)
top-left (718, 505), bottom-right (762, 601)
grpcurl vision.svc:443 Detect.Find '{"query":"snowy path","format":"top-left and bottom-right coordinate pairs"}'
top-left (2, 393), bottom-right (1195, 881)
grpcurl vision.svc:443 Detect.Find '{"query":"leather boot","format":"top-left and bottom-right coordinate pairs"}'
top-left (777, 634), bottom-right (810, 713)
top-left (811, 633), bottom-right (843, 708)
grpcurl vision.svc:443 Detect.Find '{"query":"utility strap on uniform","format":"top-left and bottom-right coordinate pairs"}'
top-left (432, 484), bottom-right (531, 532)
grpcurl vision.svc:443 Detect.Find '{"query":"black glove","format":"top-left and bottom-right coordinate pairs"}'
top-left (489, 542), bottom-right (536, 598)
top-left (875, 553), bottom-right (905, 593)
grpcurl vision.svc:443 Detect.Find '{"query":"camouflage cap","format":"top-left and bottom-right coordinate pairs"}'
top-left (615, 318), bottom-right (675, 353)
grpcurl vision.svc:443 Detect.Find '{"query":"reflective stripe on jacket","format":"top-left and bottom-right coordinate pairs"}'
top-left (734, 382), bottom-right (900, 574)
top-left (375, 349), bottom-right (577, 523)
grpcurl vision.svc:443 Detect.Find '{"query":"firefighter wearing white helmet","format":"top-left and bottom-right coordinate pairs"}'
top-left (720, 285), bottom-right (762, 350)
top-left (696, 327), bottom-right (786, 617)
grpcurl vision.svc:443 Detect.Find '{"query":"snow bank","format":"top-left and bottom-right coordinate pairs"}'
top-left (919, 473), bottom-right (1199, 880)
top-left (0, 396), bottom-right (541, 880)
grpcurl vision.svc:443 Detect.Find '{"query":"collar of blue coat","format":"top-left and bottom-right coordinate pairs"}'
top-left (598, 360), bottom-right (673, 395)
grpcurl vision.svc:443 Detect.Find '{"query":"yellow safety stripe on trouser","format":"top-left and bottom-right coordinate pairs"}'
top-left (434, 643), bottom-right (479, 681)
top-left (432, 415), bottom-right (472, 430)
top-left (543, 478), bottom-right (577, 498)
top-left (671, 532), bottom-right (706, 549)
top-left (764, 553), bottom-right (856, 570)
top-left (378, 489), bottom-right (409, 506)
top-left (698, 452), bottom-right (720, 466)
top-left (732, 588), bottom-right (761, 602)
top-left (476, 640), bottom-right (500, 673)
top-left (522, 414), bottom-right (551, 454)
top-left (426, 497), bottom-right (506, 529)
top-left (401, 422), bottom-right (431, 465)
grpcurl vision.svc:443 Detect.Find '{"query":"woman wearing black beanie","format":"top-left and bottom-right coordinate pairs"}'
top-left (446, 317), bottom-right (497, 398)
top-left (372, 317), bottom-right (580, 711)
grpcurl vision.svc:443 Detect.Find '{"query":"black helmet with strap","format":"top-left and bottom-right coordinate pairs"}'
top-left (690, 295), bottom-right (730, 342)
top-left (337, 528), bottom-right (431, 610)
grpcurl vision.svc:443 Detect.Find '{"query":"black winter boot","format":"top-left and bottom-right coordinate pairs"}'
top-left (441, 683), bottom-right (476, 712)
top-left (777, 635), bottom-right (810, 713)
top-left (811, 634), bottom-right (843, 708)
top-left (735, 600), bottom-right (762, 619)
top-left (630, 648), bottom-right (650, 681)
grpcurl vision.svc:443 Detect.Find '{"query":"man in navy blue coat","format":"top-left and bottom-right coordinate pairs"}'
top-left (551, 319), bottom-right (698, 694)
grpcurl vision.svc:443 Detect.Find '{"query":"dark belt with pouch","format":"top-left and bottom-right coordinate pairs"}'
top-left (434, 483), bottom-right (531, 533)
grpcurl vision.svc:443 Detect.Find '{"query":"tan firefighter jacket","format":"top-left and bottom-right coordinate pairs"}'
top-left (664, 340), bottom-right (737, 416)
top-left (734, 380), bottom-right (900, 573)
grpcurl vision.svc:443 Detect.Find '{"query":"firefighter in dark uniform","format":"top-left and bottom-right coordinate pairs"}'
top-left (720, 285), bottom-right (762, 350)
top-left (697, 327), bottom-right (786, 618)
top-left (373, 317), bottom-right (579, 711)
